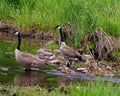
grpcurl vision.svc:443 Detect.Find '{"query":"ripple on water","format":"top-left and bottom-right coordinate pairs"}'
top-left (45, 69), bottom-right (120, 84)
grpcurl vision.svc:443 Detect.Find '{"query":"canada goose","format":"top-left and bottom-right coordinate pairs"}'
top-left (13, 31), bottom-right (46, 70)
top-left (55, 25), bottom-right (83, 67)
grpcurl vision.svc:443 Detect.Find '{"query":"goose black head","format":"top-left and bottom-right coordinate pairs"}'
top-left (13, 30), bottom-right (20, 36)
top-left (55, 25), bottom-right (62, 30)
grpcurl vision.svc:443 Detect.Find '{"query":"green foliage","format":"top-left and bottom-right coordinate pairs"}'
top-left (0, 40), bottom-right (15, 59)
top-left (112, 48), bottom-right (120, 58)
top-left (0, 40), bottom-right (39, 59)
top-left (0, 0), bottom-right (120, 47)
top-left (68, 81), bottom-right (120, 96)
top-left (87, 41), bottom-right (94, 49)
top-left (39, 64), bottom-right (57, 70)
top-left (46, 41), bottom-right (59, 51)
top-left (0, 81), bottom-right (119, 96)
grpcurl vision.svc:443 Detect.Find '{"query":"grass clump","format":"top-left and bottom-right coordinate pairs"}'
top-left (0, 0), bottom-right (119, 32)
top-left (46, 41), bottom-right (59, 51)
top-left (0, 81), bottom-right (119, 96)
top-left (0, 0), bottom-right (120, 47)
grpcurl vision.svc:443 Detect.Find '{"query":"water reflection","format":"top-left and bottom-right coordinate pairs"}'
top-left (46, 69), bottom-right (120, 84)
top-left (13, 71), bottom-right (81, 87)
top-left (14, 71), bottom-right (44, 86)
top-left (13, 70), bottom-right (89, 87)
top-left (14, 71), bottom-right (58, 87)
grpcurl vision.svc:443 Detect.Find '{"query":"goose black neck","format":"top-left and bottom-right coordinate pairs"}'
top-left (59, 28), bottom-right (64, 42)
top-left (17, 33), bottom-right (21, 50)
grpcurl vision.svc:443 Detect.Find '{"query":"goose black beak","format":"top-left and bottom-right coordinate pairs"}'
top-left (11, 30), bottom-right (17, 34)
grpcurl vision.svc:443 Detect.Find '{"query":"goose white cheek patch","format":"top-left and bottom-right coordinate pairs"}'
top-left (15, 32), bottom-right (19, 35)
top-left (57, 26), bottom-right (62, 29)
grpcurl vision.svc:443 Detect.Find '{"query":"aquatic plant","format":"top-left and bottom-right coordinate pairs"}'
top-left (0, 81), bottom-right (119, 96)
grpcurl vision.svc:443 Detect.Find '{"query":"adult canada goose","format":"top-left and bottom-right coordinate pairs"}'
top-left (55, 25), bottom-right (83, 67)
top-left (13, 31), bottom-right (46, 70)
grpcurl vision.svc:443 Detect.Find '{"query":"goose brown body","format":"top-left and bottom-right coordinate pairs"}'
top-left (15, 49), bottom-right (45, 68)
top-left (60, 42), bottom-right (82, 59)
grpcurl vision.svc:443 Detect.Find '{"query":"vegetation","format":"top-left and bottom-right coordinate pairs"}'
top-left (0, 0), bottom-right (120, 47)
top-left (0, 81), bottom-right (119, 96)
top-left (0, 1), bottom-right (120, 95)
top-left (0, 40), bottom-right (39, 59)
top-left (46, 41), bottom-right (59, 51)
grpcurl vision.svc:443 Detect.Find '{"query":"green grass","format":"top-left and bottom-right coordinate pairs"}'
top-left (0, 81), bottom-right (119, 96)
top-left (46, 41), bottom-right (59, 51)
top-left (0, 40), bottom-right (40, 58)
top-left (0, 0), bottom-right (120, 47)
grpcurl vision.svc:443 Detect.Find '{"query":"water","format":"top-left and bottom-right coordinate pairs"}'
top-left (0, 57), bottom-right (120, 88)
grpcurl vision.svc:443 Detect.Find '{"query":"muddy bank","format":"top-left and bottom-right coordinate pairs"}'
top-left (0, 20), bottom-right (53, 47)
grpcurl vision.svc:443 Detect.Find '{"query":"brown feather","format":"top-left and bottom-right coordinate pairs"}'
top-left (60, 42), bottom-right (82, 58)
top-left (15, 49), bottom-right (46, 68)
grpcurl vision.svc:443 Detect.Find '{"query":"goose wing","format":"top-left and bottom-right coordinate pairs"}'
top-left (61, 45), bottom-right (81, 58)
top-left (21, 52), bottom-right (45, 65)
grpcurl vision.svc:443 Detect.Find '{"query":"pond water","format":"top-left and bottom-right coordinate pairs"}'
top-left (0, 57), bottom-right (120, 88)
top-left (0, 41), bottom-right (120, 88)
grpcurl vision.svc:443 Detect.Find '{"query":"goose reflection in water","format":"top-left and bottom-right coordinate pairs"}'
top-left (14, 71), bottom-right (46, 86)
top-left (13, 70), bottom-right (79, 87)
